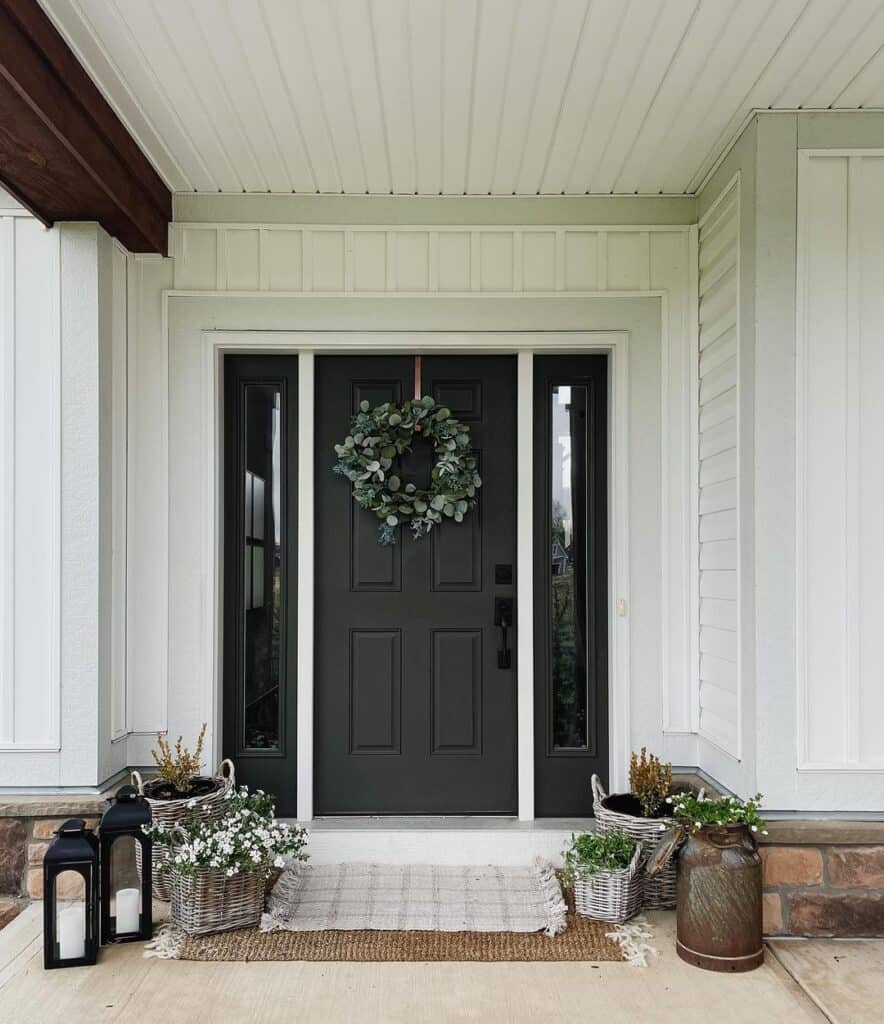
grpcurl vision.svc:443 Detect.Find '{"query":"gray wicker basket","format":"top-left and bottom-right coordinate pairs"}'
top-left (572, 842), bottom-right (644, 924)
top-left (132, 759), bottom-right (235, 901)
top-left (591, 773), bottom-right (677, 910)
top-left (170, 866), bottom-right (265, 936)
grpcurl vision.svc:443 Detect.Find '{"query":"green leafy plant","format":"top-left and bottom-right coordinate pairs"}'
top-left (146, 786), bottom-right (308, 878)
top-left (629, 747), bottom-right (672, 817)
top-left (333, 396), bottom-right (482, 545)
top-left (150, 724), bottom-right (206, 793)
top-left (668, 791), bottom-right (768, 835)
top-left (561, 829), bottom-right (637, 886)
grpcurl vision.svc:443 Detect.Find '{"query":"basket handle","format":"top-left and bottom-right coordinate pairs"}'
top-left (131, 769), bottom-right (145, 795)
top-left (627, 842), bottom-right (644, 879)
top-left (590, 773), bottom-right (608, 805)
top-left (216, 758), bottom-right (235, 786)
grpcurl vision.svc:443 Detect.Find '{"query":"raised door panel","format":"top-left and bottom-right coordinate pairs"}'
top-left (431, 630), bottom-right (482, 755)
top-left (349, 629), bottom-right (401, 754)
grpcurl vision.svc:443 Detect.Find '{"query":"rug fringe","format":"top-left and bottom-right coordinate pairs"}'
top-left (144, 922), bottom-right (186, 960)
top-left (532, 857), bottom-right (568, 937)
top-left (605, 916), bottom-right (657, 967)
top-left (261, 861), bottom-right (308, 931)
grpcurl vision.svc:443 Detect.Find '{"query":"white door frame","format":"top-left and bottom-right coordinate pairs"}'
top-left (202, 330), bottom-right (630, 821)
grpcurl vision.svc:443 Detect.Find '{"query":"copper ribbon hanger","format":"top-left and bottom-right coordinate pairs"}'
top-left (413, 354), bottom-right (422, 432)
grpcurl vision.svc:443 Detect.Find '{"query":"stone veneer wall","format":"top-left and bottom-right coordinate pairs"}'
top-left (759, 822), bottom-right (884, 938)
top-left (3, 797), bottom-right (883, 937)
top-left (0, 798), bottom-right (106, 899)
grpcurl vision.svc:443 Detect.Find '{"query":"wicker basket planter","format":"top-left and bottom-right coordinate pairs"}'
top-left (170, 866), bottom-right (265, 936)
top-left (591, 773), bottom-right (677, 910)
top-left (572, 842), bottom-right (644, 924)
top-left (132, 759), bottom-right (235, 901)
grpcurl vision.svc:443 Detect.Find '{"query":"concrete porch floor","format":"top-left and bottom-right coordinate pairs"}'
top-left (2, 902), bottom-right (880, 1024)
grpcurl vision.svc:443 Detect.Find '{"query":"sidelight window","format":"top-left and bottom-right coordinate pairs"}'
top-left (550, 384), bottom-right (589, 750)
top-left (241, 384), bottom-right (283, 751)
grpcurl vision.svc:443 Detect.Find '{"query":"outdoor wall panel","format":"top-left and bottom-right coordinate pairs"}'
top-left (697, 178), bottom-right (740, 758)
top-left (797, 151), bottom-right (884, 770)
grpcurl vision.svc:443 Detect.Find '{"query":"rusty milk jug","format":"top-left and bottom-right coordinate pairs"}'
top-left (676, 822), bottom-right (763, 972)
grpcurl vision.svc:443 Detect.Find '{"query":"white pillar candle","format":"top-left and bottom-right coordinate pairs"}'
top-left (115, 887), bottom-right (140, 934)
top-left (58, 904), bottom-right (85, 960)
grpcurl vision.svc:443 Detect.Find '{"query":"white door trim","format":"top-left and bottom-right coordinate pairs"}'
top-left (202, 330), bottom-right (630, 821)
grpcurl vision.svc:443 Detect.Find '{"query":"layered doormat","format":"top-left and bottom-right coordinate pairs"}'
top-left (147, 861), bottom-right (655, 964)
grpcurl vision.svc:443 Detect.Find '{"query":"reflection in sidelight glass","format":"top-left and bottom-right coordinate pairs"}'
top-left (242, 385), bottom-right (283, 750)
top-left (550, 385), bottom-right (589, 749)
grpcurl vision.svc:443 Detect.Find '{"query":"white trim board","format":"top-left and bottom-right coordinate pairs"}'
top-left (200, 331), bottom-right (630, 822)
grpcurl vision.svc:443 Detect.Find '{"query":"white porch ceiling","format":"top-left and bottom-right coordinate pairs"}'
top-left (41, 0), bottom-right (884, 197)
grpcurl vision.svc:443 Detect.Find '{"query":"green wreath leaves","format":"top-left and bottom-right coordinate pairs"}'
top-left (333, 395), bottom-right (482, 545)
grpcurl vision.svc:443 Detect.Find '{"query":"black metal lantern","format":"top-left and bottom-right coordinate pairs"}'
top-left (43, 819), bottom-right (99, 969)
top-left (99, 785), bottom-right (153, 944)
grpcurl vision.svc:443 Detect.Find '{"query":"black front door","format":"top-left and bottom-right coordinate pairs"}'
top-left (315, 355), bottom-right (517, 814)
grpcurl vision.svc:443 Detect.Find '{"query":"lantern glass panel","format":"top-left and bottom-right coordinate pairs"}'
top-left (53, 871), bottom-right (87, 962)
top-left (108, 836), bottom-right (142, 935)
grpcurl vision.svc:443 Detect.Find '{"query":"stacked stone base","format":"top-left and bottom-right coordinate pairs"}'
top-left (760, 822), bottom-right (884, 937)
top-left (0, 797), bottom-right (106, 900)
top-left (3, 798), bottom-right (883, 938)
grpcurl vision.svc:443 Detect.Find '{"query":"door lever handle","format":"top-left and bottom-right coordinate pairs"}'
top-left (494, 597), bottom-right (514, 670)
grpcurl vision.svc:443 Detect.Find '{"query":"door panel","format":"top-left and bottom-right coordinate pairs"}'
top-left (315, 355), bottom-right (516, 814)
top-left (222, 356), bottom-right (298, 816)
top-left (534, 355), bottom-right (609, 817)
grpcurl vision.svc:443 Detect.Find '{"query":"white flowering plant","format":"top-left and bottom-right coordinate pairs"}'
top-left (145, 785), bottom-right (308, 878)
top-left (667, 791), bottom-right (768, 836)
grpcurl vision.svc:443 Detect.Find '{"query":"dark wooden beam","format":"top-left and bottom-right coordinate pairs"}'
top-left (0, 0), bottom-right (170, 254)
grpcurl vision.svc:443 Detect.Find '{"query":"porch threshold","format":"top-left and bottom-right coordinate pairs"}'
top-left (281, 817), bottom-right (596, 866)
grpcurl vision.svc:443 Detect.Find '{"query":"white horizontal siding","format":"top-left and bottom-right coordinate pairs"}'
top-left (696, 178), bottom-right (740, 758)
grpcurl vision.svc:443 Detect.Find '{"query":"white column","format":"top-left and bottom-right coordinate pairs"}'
top-left (516, 352), bottom-right (534, 820)
top-left (296, 351), bottom-right (315, 821)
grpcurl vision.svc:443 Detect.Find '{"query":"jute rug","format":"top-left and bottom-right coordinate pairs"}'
top-left (152, 906), bottom-right (630, 963)
top-left (145, 861), bottom-right (656, 963)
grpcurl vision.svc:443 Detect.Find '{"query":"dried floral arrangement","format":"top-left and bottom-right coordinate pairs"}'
top-left (629, 747), bottom-right (673, 817)
top-left (149, 724), bottom-right (207, 795)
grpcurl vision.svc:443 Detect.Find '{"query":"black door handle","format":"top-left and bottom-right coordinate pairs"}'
top-left (494, 597), bottom-right (514, 670)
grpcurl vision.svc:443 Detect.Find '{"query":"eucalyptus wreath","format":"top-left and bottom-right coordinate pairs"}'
top-left (333, 395), bottom-right (482, 545)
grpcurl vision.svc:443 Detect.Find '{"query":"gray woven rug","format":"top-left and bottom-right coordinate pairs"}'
top-left (261, 859), bottom-right (568, 936)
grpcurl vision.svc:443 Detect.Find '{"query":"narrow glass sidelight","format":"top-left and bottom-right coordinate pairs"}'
top-left (550, 384), bottom-right (589, 750)
top-left (242, 384), bottom-right (284, 751)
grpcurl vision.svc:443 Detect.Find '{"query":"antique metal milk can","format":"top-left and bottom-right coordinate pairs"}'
top-left (675, 823), bottom-right (763, 972)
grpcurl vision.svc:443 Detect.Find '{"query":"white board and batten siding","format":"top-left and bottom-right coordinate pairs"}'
top-left (171, 223), bottom-right (681, 297)
top-left (0, 207), bottom-right (130, 788)
top-left (695, 178), bottom-right (741, 762)
top-left (0, 211), bottom-right (61, 772)
top-left (796, 151), bottom-right (884, 774)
